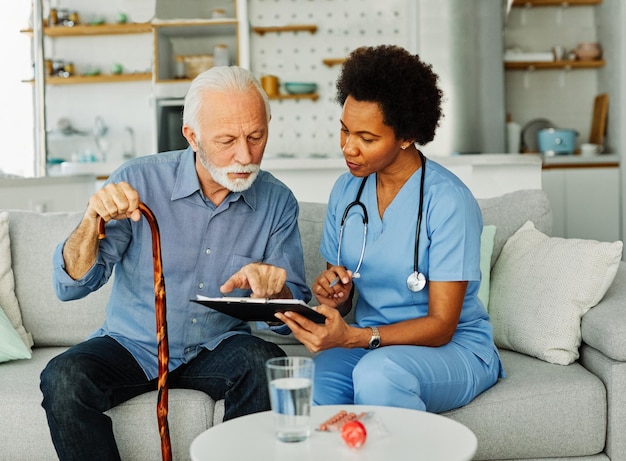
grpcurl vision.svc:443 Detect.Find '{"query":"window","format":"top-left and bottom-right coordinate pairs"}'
top-left (0, 1), bottom-right (35, 177)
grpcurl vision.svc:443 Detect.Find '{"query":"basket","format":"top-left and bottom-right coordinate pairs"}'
top-left (183, 54), bottom-right (214, 79)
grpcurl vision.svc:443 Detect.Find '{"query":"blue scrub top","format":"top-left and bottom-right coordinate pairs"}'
top-left (320, 158), bottom-right (498, 366)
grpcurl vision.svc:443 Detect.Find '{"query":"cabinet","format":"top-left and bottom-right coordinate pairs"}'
top-left (26, 2), bottom-right (154, 172)
top-left (542, 164), bottom-right (620, 241)
top-left (152, 0), bottom-right (249, 100)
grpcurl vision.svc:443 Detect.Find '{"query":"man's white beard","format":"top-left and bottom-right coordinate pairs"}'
top-left (198, 146), bottom-right (260, 192)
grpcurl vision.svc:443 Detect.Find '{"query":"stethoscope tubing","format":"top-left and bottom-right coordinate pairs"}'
top-left (337, 151), bottom-right (427, 290)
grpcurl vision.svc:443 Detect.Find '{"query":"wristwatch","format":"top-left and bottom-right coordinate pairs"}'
top-left (368, 326), bottom-right (381, 349)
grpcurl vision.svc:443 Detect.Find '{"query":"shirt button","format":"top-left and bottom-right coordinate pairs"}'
top-left (192, 318), bottom-right (197, 324)
top-left (205, 248), bottom-right (211, 255)
top-left (198, 283), bottom-right (204, 289)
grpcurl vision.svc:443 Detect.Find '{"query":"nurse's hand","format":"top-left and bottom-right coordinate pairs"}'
top-left (274, 304), bottom-right (356, 353)
top-left (313, 266), bottom-right (353, 308)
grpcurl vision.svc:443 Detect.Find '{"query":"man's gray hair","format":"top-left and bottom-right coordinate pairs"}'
top-left (183, 66), bottom-right (271, 132)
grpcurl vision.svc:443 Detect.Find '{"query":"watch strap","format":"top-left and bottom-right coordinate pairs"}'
top-left (368, 326), bottom-right (381, 349)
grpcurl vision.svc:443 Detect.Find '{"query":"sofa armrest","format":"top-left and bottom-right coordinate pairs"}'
top-left (582, 261), bottom-right (626, 362)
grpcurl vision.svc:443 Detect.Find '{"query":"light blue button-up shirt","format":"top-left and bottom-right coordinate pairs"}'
top-left (53, 148), bottom-right (311, 379)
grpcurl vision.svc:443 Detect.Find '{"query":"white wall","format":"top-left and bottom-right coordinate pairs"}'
top-left (248, 0), bottom-right (416, 159)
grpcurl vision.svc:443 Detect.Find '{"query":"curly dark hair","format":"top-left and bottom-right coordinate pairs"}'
top-left (336, 45), bottom-right (443, 146)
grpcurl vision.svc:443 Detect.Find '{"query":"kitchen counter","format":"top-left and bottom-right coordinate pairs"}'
top-left (263, 154), bottom-right (543, 202)
top-left (0, 175), bottom-right (97, 212)
top-left (540, 153), bottom-right (620, 169)
top-left (47, 154), bottom-right (545, 203)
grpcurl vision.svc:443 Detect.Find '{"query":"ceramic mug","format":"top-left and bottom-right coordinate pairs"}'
top-left (580, 143), bottom-right (603, 156)
top-left (260, 75), bottom-right (279, 97)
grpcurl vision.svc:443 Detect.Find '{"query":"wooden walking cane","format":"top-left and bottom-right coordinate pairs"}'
top-left (98, 202), bottom-right (172, 461)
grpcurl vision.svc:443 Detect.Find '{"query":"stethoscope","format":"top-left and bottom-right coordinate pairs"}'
top-left (337, 151), bottom-right (427, 292)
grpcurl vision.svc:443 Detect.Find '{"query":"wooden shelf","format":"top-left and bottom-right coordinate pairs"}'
top-left (268, 93), bottom-right (319, 101)
top-left (512, 0), bottom-right (602, 6)
top-left (252, 24), bottom-right (317, 35)
top-left (151, 18), bottom-right (238, 29)
top-left (21, 22), bottom-right (152, 37)
top-left (504, 59), bottom-right (605, 70)
top-left (44, 72), bottom-right (152, 85)
top-left (322, 58), bottom-right (346, 67)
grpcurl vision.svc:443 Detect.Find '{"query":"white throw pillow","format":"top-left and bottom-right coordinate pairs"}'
top-left (0, 212), bottom-right (33, 350)
top-left (489, 221), bottom-right (623, 365)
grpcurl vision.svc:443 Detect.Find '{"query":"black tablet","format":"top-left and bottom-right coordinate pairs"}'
top-left (192, 296), bottom-right (326, 324)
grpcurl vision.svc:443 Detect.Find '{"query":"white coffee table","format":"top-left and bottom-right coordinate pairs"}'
top-left (190, 405), bottom-right (477, 461)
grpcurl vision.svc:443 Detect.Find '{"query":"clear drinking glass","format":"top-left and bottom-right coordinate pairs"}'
top-left (266, 356), bottom-right (315, 442)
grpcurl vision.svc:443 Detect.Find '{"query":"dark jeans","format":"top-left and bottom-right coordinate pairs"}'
top-left (40, 334), bottom-right (286, 461)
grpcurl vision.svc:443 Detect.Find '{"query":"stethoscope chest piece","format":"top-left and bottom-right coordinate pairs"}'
top-left (407, 271), bottom-right (426, 292)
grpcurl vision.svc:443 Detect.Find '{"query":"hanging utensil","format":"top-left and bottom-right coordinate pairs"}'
top-left (56, 117), bottom-right (88, 136)
top-left (93, 116), bottom-right (109, 162)
top-left (97, 203), bottom-right (172, 461)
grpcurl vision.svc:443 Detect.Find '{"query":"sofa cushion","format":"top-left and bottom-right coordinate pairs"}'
top-left (297, 201), bottom-right (329, 293)
top-left (477, 189), bottom-right (552, 267)
top-left (0, 211), bottom-right (33, 350)
top-left (489, 221), bottom-right (622, 365)
top-left (478, 225), bottom-right (496, 311)
top-left (0, 346), bottom-right (214, 461)
top-left (106, 390), bottom-right (214, 461)
top-left (7, 210), bottom-right (109, 346)
top-left (443, 349), bottom-right (606, 460)
top-left (0, 347), bottom-right (66, 460)
top-left (581, 262), bottom-right (626, 361)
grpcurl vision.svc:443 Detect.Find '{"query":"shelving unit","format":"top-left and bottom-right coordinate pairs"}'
top-left (252, 24), bottom-right (317, 35)
top-left (21, 22), bottom-right (152, 37)
top-left (506, 0), bottom-right (620, 242)
top-left (24, 3), bottom-right (156, 173)
top-left (48, 72), bottom-right (153, 85)
top-left (250, 23), bottom-right (320, 101)
top-left (504, 59), bottom-right (605, 70)
top-left (152, 0), bottom-right (250, 150)
top-left (322, 58), bottom-right (346, 67)
top-left (151, 0), bottom-right (249, 102)
top-left (512, 0), bottom-right (602, 6)
top-left (268, 93), bottom-right (319, 101)
top-left (21, 21), bottom-right (153, 83)
top-left (152, 19), bottom-right (239, 84)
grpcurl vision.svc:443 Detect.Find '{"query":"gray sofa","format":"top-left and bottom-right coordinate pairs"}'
top-left (1, 189), bottom-right (625, 460)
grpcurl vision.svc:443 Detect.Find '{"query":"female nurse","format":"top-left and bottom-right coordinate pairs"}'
top-left (275, 45), bottom-right (504, 413)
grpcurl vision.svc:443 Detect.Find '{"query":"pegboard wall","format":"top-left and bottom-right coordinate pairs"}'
top-left (248, 0), bottom-right (415, 158)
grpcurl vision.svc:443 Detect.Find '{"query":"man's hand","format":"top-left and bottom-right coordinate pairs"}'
top-left (63, 182), bottom-right (141, 280)
top-left (86, 182), bottom-right (142, 223)
top-left (220, 262), bottom-right (290, 298)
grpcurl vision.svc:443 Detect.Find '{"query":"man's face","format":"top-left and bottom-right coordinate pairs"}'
top-left (185, 88), bottom-right (269, 192)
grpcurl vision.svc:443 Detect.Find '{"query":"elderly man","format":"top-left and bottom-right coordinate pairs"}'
top-left (40, 66), bottom-right (310, 461)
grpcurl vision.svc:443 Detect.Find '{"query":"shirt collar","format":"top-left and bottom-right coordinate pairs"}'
top-left (170, 146), bottom-right (258, 211)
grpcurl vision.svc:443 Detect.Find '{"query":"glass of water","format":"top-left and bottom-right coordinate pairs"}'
top-left (266, 356), bottom-right (315, 442)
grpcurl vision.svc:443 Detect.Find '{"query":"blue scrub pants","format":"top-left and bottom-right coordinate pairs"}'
top-left (313, 342), bottom-right (501, 413)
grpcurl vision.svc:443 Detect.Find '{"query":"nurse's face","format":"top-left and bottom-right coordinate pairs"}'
top-left (339, 95), bottom-right (405, 178)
